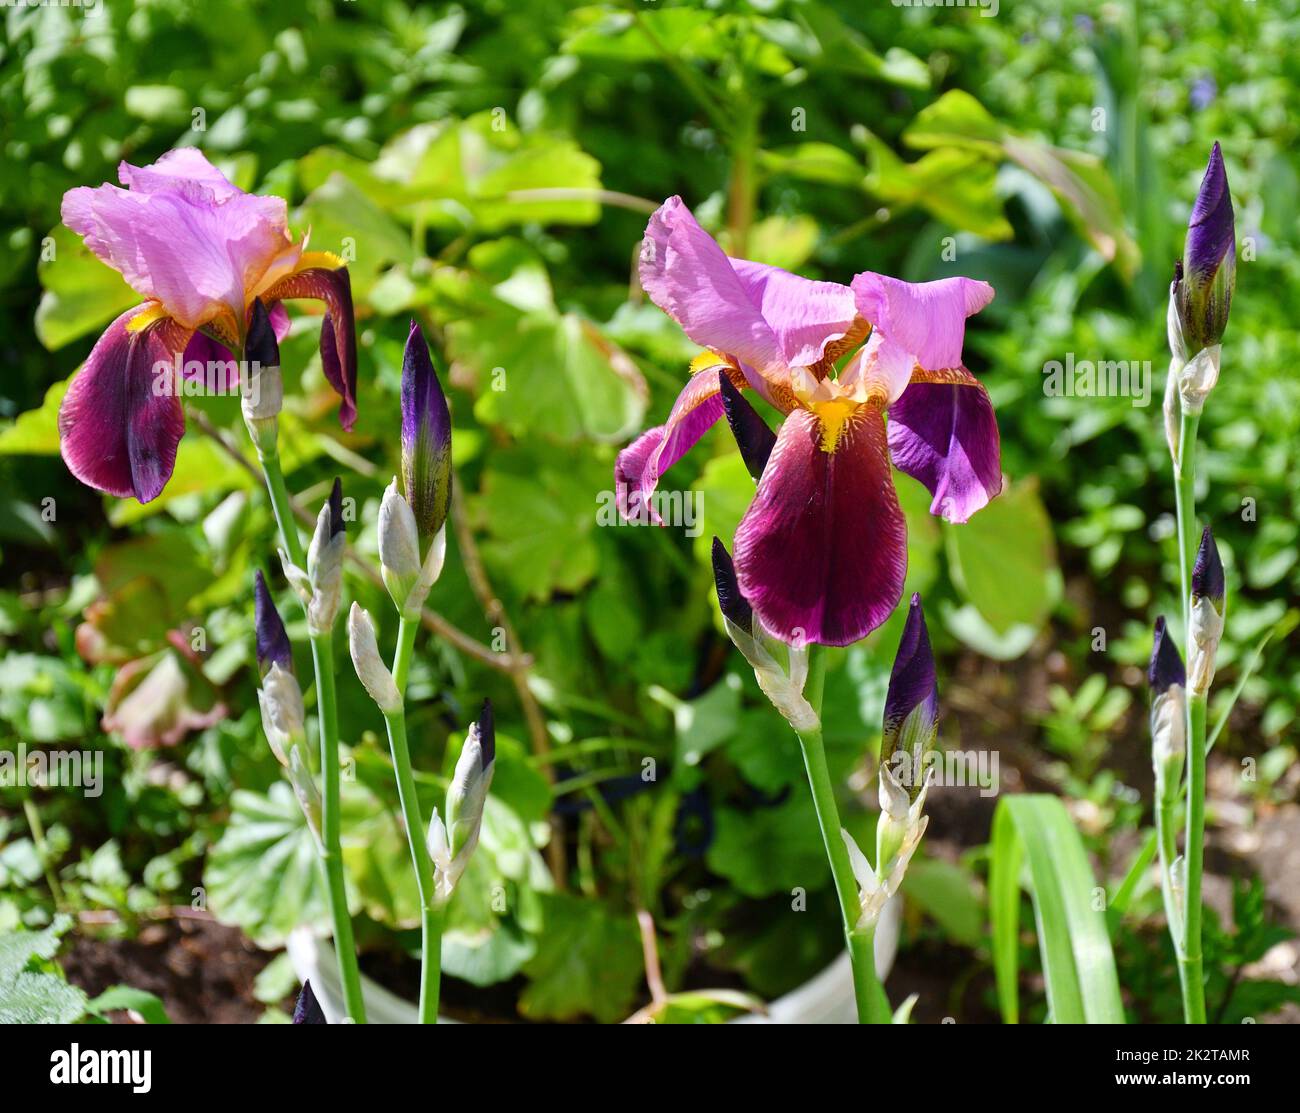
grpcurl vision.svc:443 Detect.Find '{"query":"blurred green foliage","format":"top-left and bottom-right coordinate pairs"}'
top-left (1, 0), bottom-right (1297, 1021)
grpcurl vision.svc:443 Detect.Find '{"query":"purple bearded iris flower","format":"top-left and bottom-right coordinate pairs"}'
top-left (58, 149), bottom-right (359, 503)
top-left (616, 196), bottom-right (1002, 646)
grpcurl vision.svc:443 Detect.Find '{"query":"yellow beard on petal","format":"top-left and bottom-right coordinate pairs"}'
top-left (810, 397), bottom-right (862, 453)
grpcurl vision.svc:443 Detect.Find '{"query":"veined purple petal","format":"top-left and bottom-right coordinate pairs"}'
top-left (711, 536), bottom-right (753, 630)
top-left (1149, 616), bottom-right (1186, 695)
top-left (719, 372), bottom-right (776, 481)
top-left (254, 570), bottom-right (293, 676)
top-left (263, 265), bottom-right (357, 431)
top-left (58, 307), bottom-right (190, 502)
top-left (614, 362), bottom-right (735, 522)
top-left (882, 593), bottom-right (938, 758)
top-left (1191, 526), bottom-right (1224, 607)
top-left (728, 257), bottom-right (859, 369)
top-left (401, 320), bottom-right (452, 543)
top-left (733, 407), bottom-right (906, 647)
top-left (887, 366), bottom-right (1002, 523)
top-left (1185, 143), bottom-right (1234, 281)
top-left (850, 273), bottom-right (994, 398)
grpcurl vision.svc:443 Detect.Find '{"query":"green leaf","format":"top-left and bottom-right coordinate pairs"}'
top-left (519, 893), bottom-right (642, 1023)
top-left (989, 795), bottom-right (1124, 1024)
top-left (562, 8), bottom-right (720, 63)
top-left (35, 226), bottom-right (139, 350)
top-left (945, 479), bottom-right (1060, 638)
top-left (0, 970), bottom-right (88, 1024)
top-left (0, 377), bottom-right (69, 456)
top-left (0, 913), bottom-right (73, 980)
top-left (87, 985), bottom-right (171, 1023)
top-left (203, 784), bottom-right (330, 948)
top-left (706, 795), bottom-right (829, 899)
top-left (901, 859), bottom-right (984, 947)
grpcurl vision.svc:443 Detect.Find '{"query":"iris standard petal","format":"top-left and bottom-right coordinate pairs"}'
top-left (62, 154), bottom-right (293, 332)
top-left (261, 260), bottom-right (357, 431)
top-left (728, 258), bottom-right (860, 369)
top-left (733, 407), bottom-right (907, 647)
top-left (614, 358), bottom-right (744, 522)
top-left (887, 366), bottom-right (1002, 524)
top-left (57, 307), bottom-right (191, 502)
top-left (849, 273), bottom-right (994, 399)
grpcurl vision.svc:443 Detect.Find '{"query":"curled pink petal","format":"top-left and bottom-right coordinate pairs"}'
top-left (734, 407), bottom-right (906, 647)
top-left (729, 258), bottom-right (859, 369)
top-left (888, 367), bottom-right (1002, 524)
top-left (614, 361), bottom-right (739, 522)
top-left (58, 308), bottom-right (191, 503)
top-left (850, 273), bottom-right (994, 383)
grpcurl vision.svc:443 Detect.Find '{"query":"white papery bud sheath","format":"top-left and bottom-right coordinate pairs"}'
top-left (1188, 595), bottom-right (1224, 697)
top-left (722, 615), bottom-right (819, 735)
top-left (379, 479), bottom-right (422, 609)
top-left (426, 808), bottom-right (457, 905)
top-left (1151, 684), bottom-right (1187, 804)
top-left (258, 662), bottom-right (305, 767)
top-left (305, 501), bottom-right (345, 634)
top-left (347, 603), bottom-right (402, 714)
top-left (1178, 344), bottom-right (1221, 415)
top-left (288, 744), bottom-right (323, 849)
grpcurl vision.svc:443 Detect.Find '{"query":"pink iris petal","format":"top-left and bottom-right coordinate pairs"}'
top-left (850, 273), bottom-right (994, 398)
top-left (58, 308), bottom-right (191, 503)
top-left (615, 366), bottom-right (731, 522)
top-left (733, 407), bottom-right (906, 647)
top-left (261, 266), bottom-right (357, 431)
top-left (640, 197), bottom-right (856, 378)
top-left (62, 150), bottom-right (292, 331)
top-left (888, 369), bottom-right (1002, 524)
top-left (729, 258), bottom-right (859, 369)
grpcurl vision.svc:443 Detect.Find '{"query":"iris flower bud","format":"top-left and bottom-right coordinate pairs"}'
top-left (876, 594), bottom-right (937, 879)
top-left (258, 662), bottom-right (305, 768)
top-left (719, 372), bottom-right (776, 482)
top-left (445, 700), bottom-right (495, 862)
top-left (1188, 527), bottom-right (1225, 696)
top-left (242, 298), bottom-right (283, 454)
top-left (1174, 143), bottom-right (1235, 361)
top-left (1148, 616), bottom-right (1187, 803)
top-left (347, 603), bottom-right (402, 715)
top-left (401, 321), bottom-right (452, 553)
top-left (428, 700), bottom-right (496, 903)
top-left (292, 981), bottom-right (327, 1025)
top-left (284, 478), bottom-right (347, 635)
top-left (712, 536), bottom-right (818, 734)
top-left (253, 570), bottom-right (293, 678)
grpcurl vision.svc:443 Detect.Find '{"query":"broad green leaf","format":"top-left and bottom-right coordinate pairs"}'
top-left (706, 795), bottom-right (830, 899)
top-left (901, 859), bottom-right (984, 947)
top-left (0, 378), bottom-right (69, 455)
top-left (519, 893), bottom-right (643, 1023)
top-left (759, 143), bottom-right (864, 188)
top-left (0, 970), bottom-right (87, 1024)
top-left (87, 985), bottom-right (171, 1023)
top-left (989, 795), bottom-right (1124, 1024)
top-left (562, 8), bottom-right (721, 63)
top-left (0, 913), bottom-right (72, 981)
top-left (35, 225), bottom-right (138, 350)
top-left (865, 137), bottom-right (1012, 240)
top-left (945, 479), bottom-right (1059, 637)
top-left (204, 784), bottom-right (331, 947)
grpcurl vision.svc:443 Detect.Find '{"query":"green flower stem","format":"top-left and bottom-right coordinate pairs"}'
top-left (1181, 693), bottom-right (1209, 1024)
top-left (310, 631), bottom-right (367, 1023)
top-left (795, 646), bottom-right (891, 1024)
top-left (1172, 404), bottom-right (1207, 1024)
top-left (383, 615), bottom-right (442, 1022)
top-left (255, 444), bottom-right (366, 1022)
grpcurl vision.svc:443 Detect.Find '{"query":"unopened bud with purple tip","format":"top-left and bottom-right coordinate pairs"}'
top-left (347, 603), bottom-right (401, 715)
top-left (430, 700), bottom-right (495, 903)
top-left (292, 980), bottom-right (327, 1024)
top-left (254, 570), bottom-right (292, 677)
top-left (876, 594), bottom-right (936, 879)
top-left (1175, 143), bottom-right (1235, 362)
top-left (401, 321), bottom-right (452, 553)
top-left (711, 536), bottom-right (817, 734)
top-left (254, 570), bottom-right (304, 767)
top-left (719, 373), bottom-right (776, 482)
top-left (242, 298), bottom-right (283, 454)
top-left (1149, 616), bottom-right (1187, 802)
top-left (285, 478), bottom-right (347, 635)
top-left (1188, 527), bottom-right (1225, 695)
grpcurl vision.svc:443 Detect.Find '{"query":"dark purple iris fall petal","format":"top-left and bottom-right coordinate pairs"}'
top-left (253, 570), bottom-right (293, 675)
top-left (1148, 616), bottom-right (1186, 695)
top-left (719, 372), bottom-right (776, 481)
top-left (711, 536), bottom-right (753, 630)
top-left (401, 320), bottom-right (453, 544)
top-left (264, 266), bottom-right (357, 431)
top-left (1191, 526), bottom-right (1225, 606)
